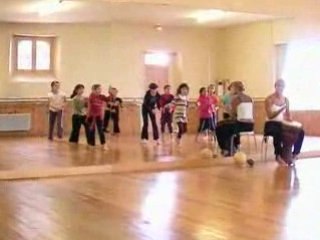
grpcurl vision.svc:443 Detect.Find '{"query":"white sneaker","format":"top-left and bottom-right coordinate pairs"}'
top-left (141, 139), bottom-right (148, 144)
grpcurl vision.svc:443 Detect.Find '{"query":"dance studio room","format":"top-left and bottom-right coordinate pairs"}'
top-left (1, 0), bottom-right (320, 239)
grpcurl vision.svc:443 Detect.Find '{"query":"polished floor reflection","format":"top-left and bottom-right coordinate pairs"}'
top-left (1, 159), bottom-right (320, 240)
top-left (1, 135), bottom-right (320, 171)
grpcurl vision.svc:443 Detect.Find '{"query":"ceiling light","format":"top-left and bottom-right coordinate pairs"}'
top-left (189, 9), bottom-right (230, 24)
top-left (154, 25), bottom-right (163, 32)
top-left (37, 0), bottom-right (64, 16)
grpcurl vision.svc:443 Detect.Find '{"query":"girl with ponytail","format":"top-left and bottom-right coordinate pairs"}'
top-left (69, 84), bottom-right (89, 144)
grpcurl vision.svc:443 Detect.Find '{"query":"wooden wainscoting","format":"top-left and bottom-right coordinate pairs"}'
top-left (0, 99), bottom-right (141, 137)
top-left (291, 111), bottom-right (320, 136)
top-left (0, 98), bottom-right (319, 137)
top-left (0, 100), bottom-right (49, 137)
top-left (251, 99), bottom-right (320, 136)
top-left (253, 99), bottom-right (267, 134)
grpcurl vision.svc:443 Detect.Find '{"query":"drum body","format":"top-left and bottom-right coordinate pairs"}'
top-left (281, 121), bottom-right (302, 164)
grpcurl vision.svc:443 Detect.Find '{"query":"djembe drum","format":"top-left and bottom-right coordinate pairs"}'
top-left (281, 121), bottom-right (302, 165)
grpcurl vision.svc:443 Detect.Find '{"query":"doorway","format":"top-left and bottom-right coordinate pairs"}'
top-left (143, 51), bottom-right (174, 135)
top-left (144, 51), bottom-right (171, 90)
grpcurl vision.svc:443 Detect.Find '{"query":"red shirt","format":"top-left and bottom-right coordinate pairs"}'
top-left (209, 94), bottom-right (219, 112)
top-left (198, 95), bottom-right (213, 118)
top-left (160, 93), bottom-right (174, 113)
top-left (88, 93), bottom-right (110, 118)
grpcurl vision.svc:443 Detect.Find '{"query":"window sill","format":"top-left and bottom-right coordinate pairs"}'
top-left (11, 73), bottom-right (57, 83)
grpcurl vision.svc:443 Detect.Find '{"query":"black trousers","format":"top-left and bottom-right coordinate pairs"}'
top-left (69, 114), bottom-right (89, 143)
top-left (161, 111), bottom-right (173, 134)
top-left (264, 121), bottom-right (305, 156)
top-left (216, 120), bottom-right (254, 152)
top-left (141, 108), bottom-right (159, 140)
top-left (103, 110), bottom-right (120, 133)
top-left (48, 110), bottom-right (63, 140)
top-left (177, 122), bottom-right (187, 139)
top-left (223, 113), bottom-right (231, 120)
top-left (198, 118), bottom-right (215, 133)
top-left (87, 116), bottom-right (106, 146)
top-left (212, 112), bottom-right (217, 127)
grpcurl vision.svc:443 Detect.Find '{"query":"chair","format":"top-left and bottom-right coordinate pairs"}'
top-left (230, 131), bottom-right (258, 155)
top-left (261, 135), bottom-right (270, 161)
top-left (229, 102), bottom-right (257, 154)
top-left (261, 121), bottom-right (276, 162)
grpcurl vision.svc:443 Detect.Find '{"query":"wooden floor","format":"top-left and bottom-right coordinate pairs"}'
top-left (1, 158), bottom-right (320, 240)
top-left (0, 135), bottom-right (320, 180)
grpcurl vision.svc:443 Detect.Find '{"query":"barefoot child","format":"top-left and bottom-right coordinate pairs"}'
top-left (103, 87), bottom-right (123, 135)
top-left (172, 83), bottom-right (189, 145)
top-left (87, 84), bottom-right (110, 150)
top-left (69, 84), bottom-right (89, 144)
top-left (48, 81), bottom-right (66, 141)
top-left (160, 85), bottom-right (174, 135)
top-left (208, 84), bottom-right (219, 126)
top-left (196, 87), bottom-right (215, 141)
top-left (141, 83), bottom-right (161, 145)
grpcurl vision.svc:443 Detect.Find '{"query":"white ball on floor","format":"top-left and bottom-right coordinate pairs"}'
top-left (200, 148), bottom-right (213, 158)
top-left (233, 151), bottom-right (247, 166)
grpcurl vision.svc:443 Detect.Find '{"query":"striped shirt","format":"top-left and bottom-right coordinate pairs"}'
top-left (173, 94), bottom-right (188, 123)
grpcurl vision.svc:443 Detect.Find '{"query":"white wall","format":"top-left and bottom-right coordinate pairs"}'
top-left (216, 21), bottom-right (275, 98)
top-left (216, 18), bottom-right (320, 98)
top-left (0, 23), bottom-right (219, 98)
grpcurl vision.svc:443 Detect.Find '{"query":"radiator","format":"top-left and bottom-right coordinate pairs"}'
top-left (0, 113), bottom-right (31, 132)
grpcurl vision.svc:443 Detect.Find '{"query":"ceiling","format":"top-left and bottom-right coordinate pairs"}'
top-left (0, 0), bottom-right (277, 28)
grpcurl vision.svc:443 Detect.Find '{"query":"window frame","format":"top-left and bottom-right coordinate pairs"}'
top-left (11, 35), bottom-right (56, 77)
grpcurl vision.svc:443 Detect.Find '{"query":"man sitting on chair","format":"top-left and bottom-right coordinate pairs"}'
top-left (216, 81), bottom-right (254, 156)
top-left (264, 79), bottom-right (305, 164)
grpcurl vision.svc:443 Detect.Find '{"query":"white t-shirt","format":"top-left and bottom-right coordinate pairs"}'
top-left (237, 102), bottom-right (253, 121)
top-left (48, 91), bottom-right (66, 112)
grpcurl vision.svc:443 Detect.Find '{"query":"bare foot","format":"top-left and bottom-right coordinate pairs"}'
top-left (102, 144), bottom-right (109, 151)
top-left (141, 139), bottom-right (148, 145)
top-left (87, 145), bottom-right (95, 150)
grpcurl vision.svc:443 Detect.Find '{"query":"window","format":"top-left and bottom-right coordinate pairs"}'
top-left (279, 40), bottom-right (320, 110)
top-left (11, 35), bottom-right (56, 77)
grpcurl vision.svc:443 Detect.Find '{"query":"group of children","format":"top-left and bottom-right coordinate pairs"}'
top-left (47, 81), bottom-right (220, 149)
top-left (140, 83), bottom-right (190, 145)
top-left (48, 81), bottom-right (122, 150)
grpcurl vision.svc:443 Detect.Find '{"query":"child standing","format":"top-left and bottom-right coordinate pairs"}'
top-left (48, 81), bottom-right (66, 141)
top-left (208, 84), bottom-right (219, 125)
top-left (103, 86), bottom-right (113, 133)
top-left (103, 87), bottom-right (123, 135)
top-left (172, 83), bottom-right (189, 145)
top-left (87, 84), bottom-right (110, 150)
top-left (196, 87), bottom-right (215, 141)
top-left (160, 85), bottom-right (174, 135)
top-left (221, 85), bottom-right (233, 119)
top-left (69, 84), bottom-right (89, 144)
top-left (141, 83), bottom-right (161, 144)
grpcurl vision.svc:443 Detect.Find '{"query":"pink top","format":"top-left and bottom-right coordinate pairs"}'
top-left (198, 95), bottom-right (213, 119)
top-left (209, 94), bottom-right (219, 113)
top-left (88, 93), bottom-right (110, 118)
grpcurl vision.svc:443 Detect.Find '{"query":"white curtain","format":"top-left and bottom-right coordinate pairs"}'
top-left (281, 40), bottom-right (320, 110)
top-left (275, 44), bottom-right (288, 80)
